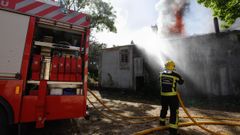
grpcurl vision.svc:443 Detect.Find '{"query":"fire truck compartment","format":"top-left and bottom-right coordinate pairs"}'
top-left (25, 24), bottom-right (84, 96)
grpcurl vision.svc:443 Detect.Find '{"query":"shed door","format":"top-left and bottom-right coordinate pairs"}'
top-left (134, 57), bottom-right (143, 77)
top-left (0, 10), bottom-right (30, 76)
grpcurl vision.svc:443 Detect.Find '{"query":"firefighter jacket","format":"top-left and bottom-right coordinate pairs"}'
top-left (160, 71), bottom-right (184, 96)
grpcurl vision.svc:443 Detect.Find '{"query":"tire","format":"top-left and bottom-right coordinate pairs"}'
top-left (0, 107), bottom-right (9, 135)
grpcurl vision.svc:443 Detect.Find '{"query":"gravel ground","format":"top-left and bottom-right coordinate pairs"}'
top-left (17, 90), bottom-right (240, 135)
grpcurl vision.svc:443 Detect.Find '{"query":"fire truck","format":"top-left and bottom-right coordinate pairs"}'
top-left (0, 0), bottom-right (90, 134)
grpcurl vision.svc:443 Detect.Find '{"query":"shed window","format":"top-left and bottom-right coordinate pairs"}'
top-left (120, 49), bottom-right (129, 69)
top-left (121, 53), bottom-right (128, 63)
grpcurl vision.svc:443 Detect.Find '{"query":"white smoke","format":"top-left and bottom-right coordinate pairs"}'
top-left (128, 0), bottom-right (216, 71)
top-left (134, 0), bottom-right (215, 70)
top-left (155, 0), bottom-right (188, 36)
top-left (184, 0), bottom-right (214, 35)
top-left (155, 0), bottom-right (214, 36)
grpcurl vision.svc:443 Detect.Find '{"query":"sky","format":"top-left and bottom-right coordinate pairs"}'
top-left (94, 0), bottom-right (215, 47)
top-left (94, 0), bottom-right (159, 46)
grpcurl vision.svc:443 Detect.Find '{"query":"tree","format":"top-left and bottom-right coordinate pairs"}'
top-left (88, 40), bottom-right (106, 65)
top-left (88, 40), bottom-right (107, 79)
top-left (65, 0), bottom-right (117, 32)
top-left (64, 0), bottom-right (116, 79)
top-left (197, 0), bottom-right (240, 28)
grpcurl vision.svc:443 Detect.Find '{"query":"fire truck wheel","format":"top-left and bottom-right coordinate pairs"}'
top-left (0, 107), bottom-right (9, 135)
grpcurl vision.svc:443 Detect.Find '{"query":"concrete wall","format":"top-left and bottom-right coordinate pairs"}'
top-left (99, 46), bottom-right (134, 89)
top-left (168, 31), bottom-right (240, 96)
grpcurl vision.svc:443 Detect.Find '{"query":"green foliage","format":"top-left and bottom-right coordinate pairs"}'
top-left (197, 0), bottom-right (240, 28)
top-left (65, 0), bottom-right (117, 32)
top-left (64, 0), bottom-right (116, 79)
top-left (89, 40), bottom-right (106, 64)
top-left (88, 40), bottom-right (106, 78)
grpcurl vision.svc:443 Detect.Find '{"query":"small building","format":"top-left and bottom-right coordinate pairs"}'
top-left (99, 44), bottom-right (148, 91)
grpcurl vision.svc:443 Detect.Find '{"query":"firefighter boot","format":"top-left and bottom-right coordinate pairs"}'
top-left (169, 128), bottom-right (180, 135)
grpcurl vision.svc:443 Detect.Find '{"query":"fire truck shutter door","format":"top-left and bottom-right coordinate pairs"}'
top-left (0, 10), bottom-right (30, 75)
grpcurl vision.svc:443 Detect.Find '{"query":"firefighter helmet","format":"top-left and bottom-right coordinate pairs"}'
top-left (165, 60), bottom-right (175, 71)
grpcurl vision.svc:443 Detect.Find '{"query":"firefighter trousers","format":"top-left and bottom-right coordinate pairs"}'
top-left (159, 95), bottom-right (179, 134)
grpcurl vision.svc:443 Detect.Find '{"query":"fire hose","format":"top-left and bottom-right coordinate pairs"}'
top-left (88, 89), bottom-right (157, 120)
top-left (88, 89), bottom-right (240, 122)
top-left (87, 89), bottom-right (240, 134)
top-left (176, 91), bottom-right (224, 135)
top-left (87, 98), bottom-right (158, 124)
top-left (134, 92), bottom-right (239, 135)
top-left (133, 121), bottom-right (240, 135)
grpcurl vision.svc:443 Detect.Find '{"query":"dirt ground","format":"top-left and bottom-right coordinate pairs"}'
top-left (17, 90), bottom-right (240, 135)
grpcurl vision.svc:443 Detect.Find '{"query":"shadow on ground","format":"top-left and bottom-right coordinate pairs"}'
top-left (98, 89), bottom-right (161, 105)
top-left (97, 88), bottom-right (240, 113)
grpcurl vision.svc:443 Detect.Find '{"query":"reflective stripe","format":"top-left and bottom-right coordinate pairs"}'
top-left (26, 4), bottom-right (51, 15)
top-left (160, 73), bottom-right (179, 96)
top-left (161, 91), bottom-right (177, 96)
top-left (43, 9), bottom-right (62, 18)
top-left (169, 109), bottom-right (179, 129)
top-left (59, 12), bottom-right (79, 22)
top-left (15, 0), bottom-right (36, 10)
top-left (75, 16), bottom-right (86, 25)
top-left (162, 82), bottom-right (173, 85)
top-left (159, 118), bottom-right (165, 122)
top-left (160, 74), bottom-right (162, 95)
top-left (161, 74), bottom-right (179, 81)
top-left (176, 109), bottom-right (179, 125)
top-left (172, 78), bottom-right (176, 92)
top-left (169, 123), bottom-right (178, 129)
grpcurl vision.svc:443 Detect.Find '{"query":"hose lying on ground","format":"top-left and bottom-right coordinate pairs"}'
top-left (87, 95), bottom-right (240, 135)
top-left (133, 121), bottom-right (240, 135)
top-left (88, 96), bottom-right (240, 135)
top-left (88, 89), bottom-right (240, 122)
top-left (88, 89), bottom-right (156, 120)
top-left (88, 89), bottom-right (240, 134)
top-left (176, 92), bottom-right (226, 135)
top-left (87, 97), bottom-right (157, 125)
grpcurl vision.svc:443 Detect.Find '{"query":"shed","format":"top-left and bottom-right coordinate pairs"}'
top-left (99, 44), bottom-right (148, 91)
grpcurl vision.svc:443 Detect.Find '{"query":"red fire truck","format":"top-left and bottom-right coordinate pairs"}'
top-left (0, 0), bottom-right (90, 134)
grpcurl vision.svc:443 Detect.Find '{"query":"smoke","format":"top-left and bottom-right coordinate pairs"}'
top-left (133, 0), bottom-right (215, 93)
top-left (184, 0), bottom-right (214, 35)
top-left (135, 0), bottom-right (214, 68)
top-left (155, 0), bottom-right (214, 36)
top-left (134, 0), bottom-right (190, 68)
top-left (134, 0), bottom-right (220, 96)
top-left (132, 27), bottom-right (177, 69)
top-left (155, 0), bottom-right (189, 36)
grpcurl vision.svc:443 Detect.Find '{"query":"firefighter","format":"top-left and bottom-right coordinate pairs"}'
top-left (159, 60), bottom-right (184, 135)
